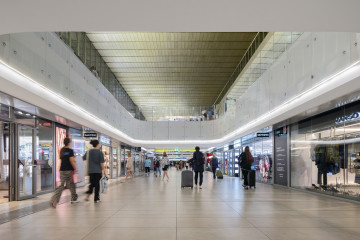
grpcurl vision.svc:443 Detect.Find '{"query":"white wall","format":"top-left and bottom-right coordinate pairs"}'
top-left (0, 32), bottom-right (360, 149)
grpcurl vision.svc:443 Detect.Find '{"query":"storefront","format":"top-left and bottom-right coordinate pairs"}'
top-left (69, 128), bottom-right (85, 186)
top-left (55, 124), bottom-right (67, 187)
top-left (120, 146), bottom-right (126, 176)
top-left (132, 147), bottom-right (142, 176)
top-left (0, 104), bottom-right (12, 203)
top-left (214, 148), bottom-right (223, 173)
top-left (99, 135), bottom-right (112, 177)
top-left (111, 141), bottom-right (120, 179)
top-left (229, 128), bottom-right (273, 184)
top-left (290, 100), bottom-right (360, 200)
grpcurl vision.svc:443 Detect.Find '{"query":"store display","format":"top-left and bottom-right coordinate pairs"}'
top-left (353, 153), bottom-right (360, 184)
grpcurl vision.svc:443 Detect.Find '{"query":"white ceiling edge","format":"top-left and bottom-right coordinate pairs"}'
top-left (1, 59), bottom-right (360, 150)
top-left (1, 0), bottom-right (360, 35)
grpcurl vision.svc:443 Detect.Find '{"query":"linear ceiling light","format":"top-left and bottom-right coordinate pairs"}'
top-left (0, 59), bottom-right (360, 147)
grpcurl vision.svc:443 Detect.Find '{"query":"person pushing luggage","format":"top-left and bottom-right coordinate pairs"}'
top-left (188, 146), bottom-right (205, 189)
top-left (210, 153), bottom-right (219, 179)
top-left (240, 146), bottom-right (254, 190)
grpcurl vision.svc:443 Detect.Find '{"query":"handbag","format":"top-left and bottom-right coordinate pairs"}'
top-left (72, 171), bottom-right (82, 183)
top-left (100, 175), bottom-right (108, 194)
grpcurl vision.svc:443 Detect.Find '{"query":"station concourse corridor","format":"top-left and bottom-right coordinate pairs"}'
top-left (0, 169), bottom-right (360, 240)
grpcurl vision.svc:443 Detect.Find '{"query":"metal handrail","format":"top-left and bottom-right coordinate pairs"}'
top-left (213, 32), bottom-right (268, 105)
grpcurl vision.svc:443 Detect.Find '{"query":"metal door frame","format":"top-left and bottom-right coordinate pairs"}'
top-left (15, 124), bottom-right (37, 201)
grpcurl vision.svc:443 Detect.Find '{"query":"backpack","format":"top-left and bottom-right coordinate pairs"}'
top-left (194, 152), bottom-right (205, 166)
top-left (211, 158), bottom-right (218, 167)
top-left (155, 160), bottom-right (160, 167)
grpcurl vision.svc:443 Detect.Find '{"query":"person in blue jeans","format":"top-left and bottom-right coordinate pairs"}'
top-left (210, 153), bottom-right (219, 179)
top-left (155, 158), bottom-right (161, 177)
top-left (144, 157), bottom-right (151, 176)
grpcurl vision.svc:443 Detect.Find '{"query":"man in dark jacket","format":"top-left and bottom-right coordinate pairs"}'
top-left (210, 153), bottom-right (219, 179)
top-left (188, 146), bottom-right (205, 189)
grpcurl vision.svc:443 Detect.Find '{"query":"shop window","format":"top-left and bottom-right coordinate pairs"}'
top-left (36, 119), bottom-right (54, 192)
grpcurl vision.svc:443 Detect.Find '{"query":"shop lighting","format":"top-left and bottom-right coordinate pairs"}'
top-left (17, 111), bottom-right (23, 115)
top-left (25, 113), bottom-right (30, 116)
top-left (1, 59), bottom-right (360, 147)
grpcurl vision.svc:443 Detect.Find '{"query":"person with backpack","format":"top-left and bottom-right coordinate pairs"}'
top-left (188, 146), bottom-right (205, 189)
top-left (210, 153), bottom-right (219, 179)
top-left (240, 146), bottom-right (254, 190)
top-left (155, 157), bottom-right (161, 177)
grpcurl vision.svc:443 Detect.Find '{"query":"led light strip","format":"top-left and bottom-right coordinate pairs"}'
top-left (0, 59), bottom-right (360, 147)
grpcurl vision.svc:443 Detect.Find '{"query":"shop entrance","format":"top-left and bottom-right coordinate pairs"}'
top-left (0, 122), bottom-right (10, 203)
top-left (16, 124), bottom-right (37, 200)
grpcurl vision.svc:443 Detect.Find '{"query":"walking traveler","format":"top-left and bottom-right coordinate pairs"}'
top-left (155, 157), bottom-right (161, 177)
top-left (145, 157), bottom-right (151, 176)
top-left (83, 139), bottom-right (105, 202)
top-left (154, 160), bottom-right (157, 176)
top-left (162, 152), bottom-right (170, 181)
top-left (188, 146), bottom-right (205, 189)
top-left (125, 152), bottom-right (134, 179)
top-left (240, 146), bottom-right (254, 190)
top-left (49, 137), bottom-right (78, 208)
top-left (210, 153), bottom-right (219, 179)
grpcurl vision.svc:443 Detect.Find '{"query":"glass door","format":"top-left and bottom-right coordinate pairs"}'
top-left (17, 124), bottom-right (36, 200)
top-left (223, 151), bottom-right (228, 175)
top-left (112, 148), bottom-right (118, 178)
top-left (228, 150), bottom-right (234, 177)
top-left (0, 122), bottom-right (10, 203)
top-left (235, 148), bottom-right (240, 177)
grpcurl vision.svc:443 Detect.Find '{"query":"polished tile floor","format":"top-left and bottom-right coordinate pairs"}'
top-left (1, 169), bottom-right (360, 240)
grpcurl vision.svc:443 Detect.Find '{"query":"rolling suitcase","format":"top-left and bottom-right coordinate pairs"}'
top-left (248, 170), bottom-right (256, 188)
top-left (216, 170), bottom-right (223, 179)
top-left (181, 170), bottom-right (193, 188)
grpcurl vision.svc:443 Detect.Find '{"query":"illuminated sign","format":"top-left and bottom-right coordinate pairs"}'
top-left (39, 122), bottom-right (52, 127)
top-left (335, 112), bottom-right (360, 124)
top-left (257, 132), bottom-right (270, 137)
top-left (84, 132), bottom-right (97, 138)
top-left (100, 135), bottom-right (111, 145)
top-left (275, 126), bottom-right (287, 136)
top-left (155, 148), bottom-right (194, 153)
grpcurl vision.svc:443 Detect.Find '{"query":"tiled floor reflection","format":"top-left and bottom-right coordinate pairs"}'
top-left (1, 169), bottom-right (360, 240)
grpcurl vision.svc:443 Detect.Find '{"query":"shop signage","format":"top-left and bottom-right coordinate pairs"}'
top-left (84, 132), bottom-right (97, 138)
top-left (274, 129), bottom-right (288, 186)
top-left (99, 135), bottom-right (111, 145)
top-left (39, 122), bottom-right (52, 127)
top-left (84, 127), bottom-right (93, 131)
top-left (275, 126), bottom-right (287, 136)
top-left (257, 132), bottom-right (270, 137)
top-left (335, 111), bottom-right (360, 124)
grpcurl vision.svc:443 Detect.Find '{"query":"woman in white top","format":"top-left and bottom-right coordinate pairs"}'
top-left (162, 152), bottom-right (170, 181)
top-left (125, 152), bottom-right (134, 179)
